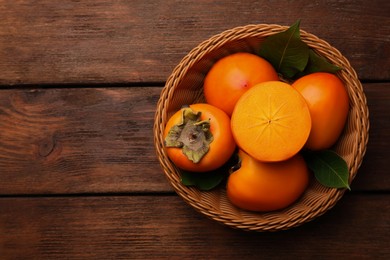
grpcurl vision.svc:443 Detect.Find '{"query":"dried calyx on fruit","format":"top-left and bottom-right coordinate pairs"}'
top-left (164, 106), bottom-right (213, 163)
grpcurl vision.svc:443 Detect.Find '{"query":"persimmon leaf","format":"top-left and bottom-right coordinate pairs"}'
top-left (259, 20), bottom-right (309, 79)
top-left (181, 170), bottom-right (225, 191)
top-left (303, 49), bottom-right (342, 75)
top-left (180, 153), bottom-right (238, 191)
top-left (304, 150), bottom-right (351, 190)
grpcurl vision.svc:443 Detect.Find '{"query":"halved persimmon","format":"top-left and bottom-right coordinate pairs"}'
top-left (231, 81), bottom-right (311, 162)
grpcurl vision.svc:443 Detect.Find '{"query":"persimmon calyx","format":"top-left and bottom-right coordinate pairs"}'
top-left (164, 106), bottom-right (214, 163)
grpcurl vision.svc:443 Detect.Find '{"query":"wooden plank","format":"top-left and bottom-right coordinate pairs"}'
top-left (0, 194), bottom-right (389, 259)
top-left (0, 87), bottom-right (171, 194)
top-left (0, 84), bottom-right (388, 194)
top-left (0, 0), bottom-right (389, 85)
top-left (352, 83), bottom-right (390, 191)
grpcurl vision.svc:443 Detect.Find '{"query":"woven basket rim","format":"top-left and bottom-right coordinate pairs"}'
top-left (154, 23), bottom-right (369, 232)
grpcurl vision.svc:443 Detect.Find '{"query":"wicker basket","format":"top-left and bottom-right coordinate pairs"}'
top-left (154, 24), bottom-right (369, 231)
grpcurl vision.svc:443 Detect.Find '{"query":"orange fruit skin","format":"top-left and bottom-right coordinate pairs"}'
top-left (164, 103), bottom-right (236, 172)
top-left (292, 72), bottom-right (349, 150)
top-left (227, 150), bottom-right (309, 212)
top-left (203, 52), bottom-right (279, 116)
top-left (231, 81), bottom-right (311, 162)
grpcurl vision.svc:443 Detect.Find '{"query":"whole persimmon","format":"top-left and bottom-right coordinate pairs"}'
top-left (231, 81), bottom-right (311, 162)
top-left (226, 150), bottom-right (309, 212)
top-left (203, 52), bottom-right (279, 116)
top-left (292, 72), bottom-right (349, 150)
top-left (164, 103), bottom-right (236, 172)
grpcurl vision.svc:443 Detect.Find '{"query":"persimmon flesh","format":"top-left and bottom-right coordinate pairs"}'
top-left (231, 81), bottom-right (311, 162)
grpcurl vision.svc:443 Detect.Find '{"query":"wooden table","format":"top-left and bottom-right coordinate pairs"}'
top-left (1, 1), bottom-right (389, 259)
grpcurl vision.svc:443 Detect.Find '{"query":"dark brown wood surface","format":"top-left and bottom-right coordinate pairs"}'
top-left (0, 0), bottom-right (389, 259)
top-left (0, 0), bottom-right (389, 85)
top-left (1, 194), bottom-right (388, 259)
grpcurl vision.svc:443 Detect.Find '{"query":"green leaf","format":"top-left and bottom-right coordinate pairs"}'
top-left (303, 49), bottom-right (342, 75)
top-left (180, 153), bottom-right (238, 191)
top-left (303, 150), bottom-right (351, 190)
top-left (259, 20), bottom-right (309, 79)
top-left (258, 20), bottom-right (343, 79)
top-left (181, 170), bottom-right (226, 191)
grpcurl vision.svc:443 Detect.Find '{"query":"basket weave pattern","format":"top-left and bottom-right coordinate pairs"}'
top-left (154, 24), bottom-right (369, 231)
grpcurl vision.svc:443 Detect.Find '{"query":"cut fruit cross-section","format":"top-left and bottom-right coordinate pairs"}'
top-left (231, 81), bottom-right (311, 162)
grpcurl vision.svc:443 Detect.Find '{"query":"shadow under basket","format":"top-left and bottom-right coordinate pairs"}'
top-left (154, 24), bottom-right (369, 231)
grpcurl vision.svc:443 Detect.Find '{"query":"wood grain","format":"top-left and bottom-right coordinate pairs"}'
top-left (0, 0), bottom-right (389, 85)
top-left (0, 1), bottom-right (388, 258)
top-left (0, 87), bottom-right (171, 194)
top-left (0, 194), bottom-right (389, 259)
top-left (353, 83), bottom-right (390, 191)
top-left (0, 84), bottom-right (388, 194)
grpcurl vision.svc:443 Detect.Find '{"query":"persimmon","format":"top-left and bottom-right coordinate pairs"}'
top-left (203, 52), bottom-right (279, 116)
top-left (164, 103), bottom-right (236, 172)
top-left (292, 72), bottom-right (349, 150)
top-left (231, 81), bottom-right (311, 162)
top-left (227, 150), bottom-right (309, 212)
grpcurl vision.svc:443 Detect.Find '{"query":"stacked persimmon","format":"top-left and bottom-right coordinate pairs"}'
top-left (164, 52), bottom-right (349, 212)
